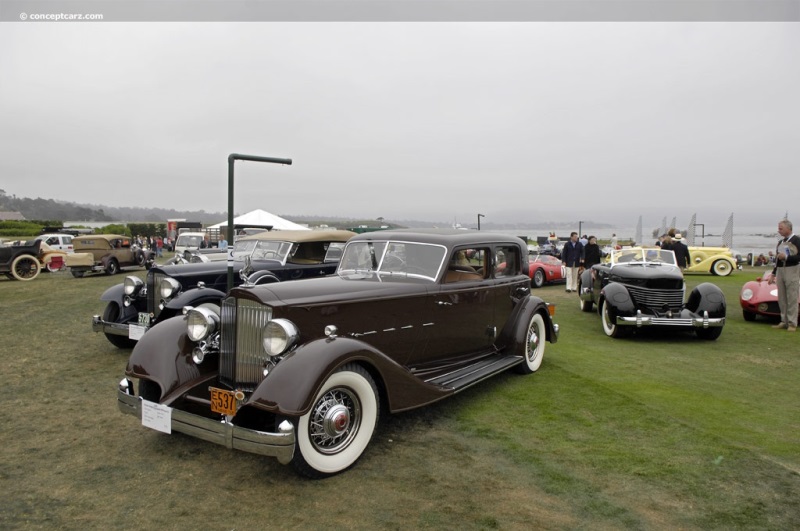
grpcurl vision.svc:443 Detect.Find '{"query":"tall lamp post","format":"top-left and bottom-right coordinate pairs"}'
top-left (578, 221), bottom-right (583, 238)
top-left (227, 153), bottom-right (292, 290)
top-left (477, 213), bottom-right (485, 231)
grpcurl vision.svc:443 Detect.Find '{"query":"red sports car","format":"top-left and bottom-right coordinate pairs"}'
top-left (740, 271), bottom-right (800, 321)
top-left (527, 253), bottom-right (566, 288)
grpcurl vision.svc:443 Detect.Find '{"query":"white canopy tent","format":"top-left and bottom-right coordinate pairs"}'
top-left (209, 209), bottom-right (309, 231)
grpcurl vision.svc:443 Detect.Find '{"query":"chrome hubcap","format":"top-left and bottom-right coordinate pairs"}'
top-left (308, 388), bottom-right (360, 454)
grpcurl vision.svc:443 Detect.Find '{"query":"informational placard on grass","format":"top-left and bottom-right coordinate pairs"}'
top-left (142, 400), bottom-right (172, 434)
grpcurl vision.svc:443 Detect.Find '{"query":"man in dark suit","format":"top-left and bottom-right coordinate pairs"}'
top-left (672, 232), bottom-right (691, 270)
top-left (561, 231), bottom-right (584, 293)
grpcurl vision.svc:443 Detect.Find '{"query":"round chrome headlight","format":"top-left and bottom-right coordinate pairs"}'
top-left (186, 306), bottom-right (218, 342)
top-left (159, 277), bottom-right (182, 299)
top-left (262, 318), bottom-right (298, 356)
top-left (741, 288), bottom-right (753, 301)
top-left (123, 276), bottom-right (144, 296)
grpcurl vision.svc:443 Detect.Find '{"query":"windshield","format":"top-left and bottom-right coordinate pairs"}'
top-left (611, 248), bottom-right (677, 266)
top-left (248, 241), bottom-right (293, 262)
top-left (176, 235), bottom-right (203, 248)
top-left (338, 240), bottom-right (447, 281)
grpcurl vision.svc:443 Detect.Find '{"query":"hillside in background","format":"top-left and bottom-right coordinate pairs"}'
top-left (0, 189), bottom-right (611, 231)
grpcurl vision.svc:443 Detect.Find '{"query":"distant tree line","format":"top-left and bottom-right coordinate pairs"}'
top-left (0, 189), bottom-right (225, 224)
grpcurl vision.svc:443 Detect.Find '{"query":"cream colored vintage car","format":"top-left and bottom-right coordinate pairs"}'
top-left (66, 234), bottom-right (154, 277)
top-left (684, 246), bottom-right (738, 277)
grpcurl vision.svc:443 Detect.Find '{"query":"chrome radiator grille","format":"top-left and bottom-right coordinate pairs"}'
top-left (147, 272), bottom-right (167, 319)
top-left (220, 297), bottom-right (273, 391)
top-left (627, 285), bottom-right (685, 313)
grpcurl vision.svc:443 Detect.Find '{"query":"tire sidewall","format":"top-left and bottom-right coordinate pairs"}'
top-left (296, 367), bottom-right (378, 476)
top-left (601, 300), bottom-right (617, 337)
top-left (519, 312), bottom-right (545, 373)
top-left (11, 255), bottom-right (40, 281)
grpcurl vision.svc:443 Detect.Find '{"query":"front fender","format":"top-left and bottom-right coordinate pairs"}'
top-left (600, 282), bottom-right (635, 315)
top-left (125, 315), bottom-right (216, 404)
top-left (164, 287), bottom-right (226, 312)
top-left (248, 271), bottom-right (280, 285)
top-left (686, 282), bottom-right (727, 317)
top-left (247, 337), bottom-right (450, 416)
top-left (99, 283), bottom-right (126, 303)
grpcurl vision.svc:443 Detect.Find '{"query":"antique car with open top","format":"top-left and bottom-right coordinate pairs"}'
top-left (1, 240), bottom-right (43, 281)
top-left (94, 230), bottom-right (355, 349)
top-left (117, 229), bottom-right (559, 477)
top-left (578, 247), bottom-right (726, 340)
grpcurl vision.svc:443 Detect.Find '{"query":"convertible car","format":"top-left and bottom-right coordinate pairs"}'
top-left (685, 246), bottom-right (738, 276)
top-left (93, 229), bottom-right (354, 349)
top-left (740, 271), bottom-right (800, 321)
top-left (117, 229), bottom-right (559, 477)
top-left (579, 247), bottom-right (726, 339)
top-left (527, 253), bottom-right (566, 288)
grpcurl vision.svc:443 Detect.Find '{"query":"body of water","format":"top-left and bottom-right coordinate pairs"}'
top-left (508, 225), bottom-right (781, 256)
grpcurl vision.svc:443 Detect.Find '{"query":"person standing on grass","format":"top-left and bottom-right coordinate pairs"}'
top-left (768, 219), bottom-right (800, 332)
top-left (583, 236), bottom-right (602, 269)
top-left (561, 231), bottom-right (584, 293)
top-left (672, 232), bottom-right (691, 270)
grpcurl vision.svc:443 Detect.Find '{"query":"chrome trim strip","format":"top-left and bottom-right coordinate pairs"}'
top-left (617, 316), bottom-right (725, 328)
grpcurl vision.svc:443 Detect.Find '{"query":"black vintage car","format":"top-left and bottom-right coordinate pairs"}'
top-left (578, 247), bottom-right (726, 340)
top-left (0, 240), bottom-right (42, 281)
top-left (93, 230), bottom-right (354, 349)
top-left (117, 229), bottom-right (559, 477)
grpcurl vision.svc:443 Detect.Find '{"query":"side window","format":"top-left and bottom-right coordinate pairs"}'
top-left (46, 237), bottom-right (58, 245)
top-left (494, 246), bottom-right (520, 278)
top-left (445, 247), bottom-right (487, 283)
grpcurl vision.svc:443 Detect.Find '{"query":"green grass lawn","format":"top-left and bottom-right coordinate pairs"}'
top-left (0, 265), bottom-right (797, 530)
top-left (456, 270), bottom-right (799, 528)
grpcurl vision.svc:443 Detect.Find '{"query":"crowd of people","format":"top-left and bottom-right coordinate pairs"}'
top-left (134, 235), bottom-right (168, 257)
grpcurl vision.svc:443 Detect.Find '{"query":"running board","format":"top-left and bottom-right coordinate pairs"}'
top-left (425, 354), bottom-right (522, 392)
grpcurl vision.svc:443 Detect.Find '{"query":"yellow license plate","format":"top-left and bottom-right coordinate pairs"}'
top-left (210, 387), bottom-right (237, 416)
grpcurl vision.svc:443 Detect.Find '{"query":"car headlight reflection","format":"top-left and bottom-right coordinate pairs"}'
top-left (123, 276), bottom-right (144, 296)
top-left (741, 288), bottom-right (754, 301)
top-left (160, 277), bottom-right (182, 299)
top-left (186, 306), bottom-right (219, 342)
top-left (262, 319), bottom-right (298, 356)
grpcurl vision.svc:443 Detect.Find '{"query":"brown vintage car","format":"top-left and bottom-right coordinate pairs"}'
top-left (66, 234), bottom-right (155, 277)
top-left (118, 229), bottom-right (559, 477)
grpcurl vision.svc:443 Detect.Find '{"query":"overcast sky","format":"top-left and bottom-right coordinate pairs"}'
top-left (1, 21), bottom-right (798, 227)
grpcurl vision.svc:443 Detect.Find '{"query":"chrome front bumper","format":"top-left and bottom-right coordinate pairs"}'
top-left (617, 310), bottom-right (725, 329)
top-left (92, 315), bottom-right (134, 337)
top-left (117, 379), bottom-right (295, 464)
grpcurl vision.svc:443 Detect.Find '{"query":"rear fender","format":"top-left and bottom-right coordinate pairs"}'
top-left (498, 295), bottom-right (557, 347)
top-left (247, 337), bottom-right (450, 416)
